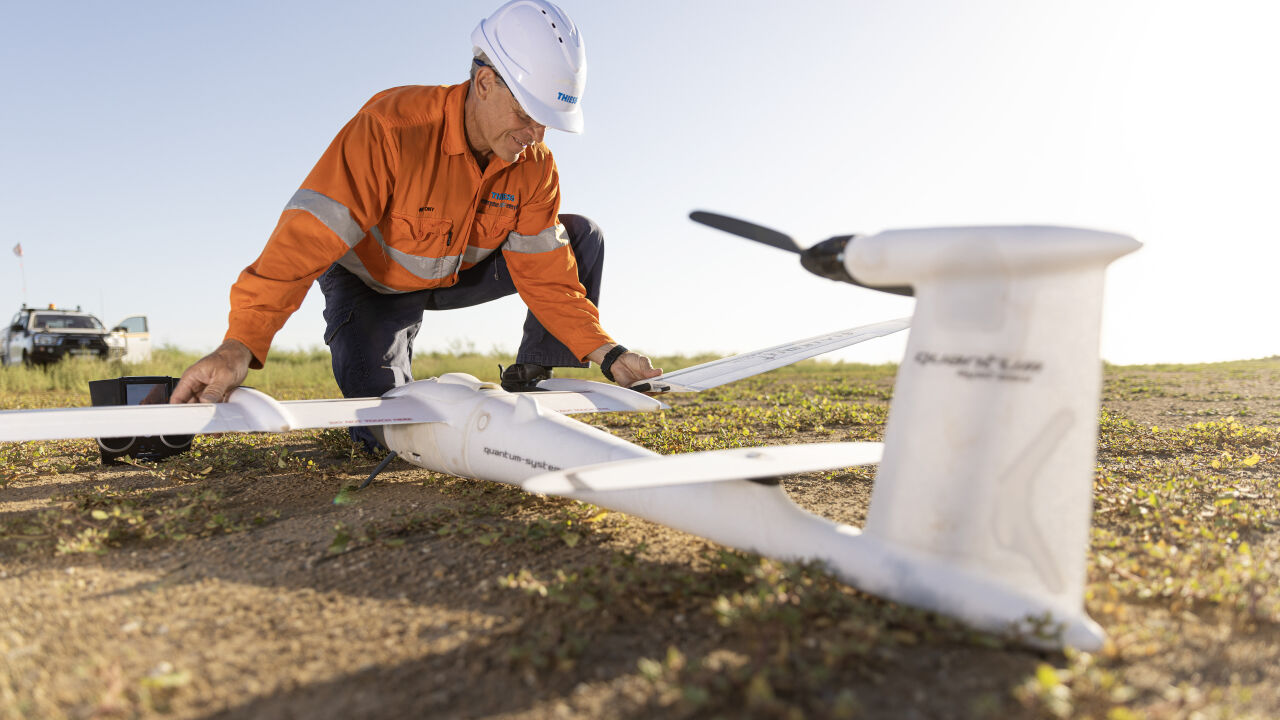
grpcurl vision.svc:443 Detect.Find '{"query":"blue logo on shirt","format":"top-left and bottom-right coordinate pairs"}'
top-left (557, 91), bottom-right (579, 104)
top-left (490, 192), bottom-right (516, 202)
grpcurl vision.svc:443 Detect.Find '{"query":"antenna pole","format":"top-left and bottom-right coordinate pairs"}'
top-left (13, 244), bottom-right (26, 305)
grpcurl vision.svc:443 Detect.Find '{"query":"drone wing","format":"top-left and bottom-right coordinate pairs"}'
top-left (526, 383), bottom-right (669, 414)
top-left (0, 318), bottom-right (908, 440)
top-left (0, 389), bottom-right (445, 443)
top-left (523, 441), bottom-right (883, 494)
top-left (628, 317), bottom-right (910, 393)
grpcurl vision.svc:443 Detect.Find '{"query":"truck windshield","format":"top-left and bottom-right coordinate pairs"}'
top-left (32, 314), bottom-right (103, 330)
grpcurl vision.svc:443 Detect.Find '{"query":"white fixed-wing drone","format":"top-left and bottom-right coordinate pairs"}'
top-left (0, 215), bottom-right (1139, 651)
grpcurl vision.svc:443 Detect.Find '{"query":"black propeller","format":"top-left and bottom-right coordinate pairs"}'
top-left (687, 211), bottom-right (802, 253)
top-left (689, 210), bottom-right (913, 297)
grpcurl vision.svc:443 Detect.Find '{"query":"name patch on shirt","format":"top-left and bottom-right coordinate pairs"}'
top-left (483, 191), bottom-right (519, 211)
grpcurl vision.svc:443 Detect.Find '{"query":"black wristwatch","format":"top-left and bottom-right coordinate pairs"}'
top-left (600, 345), bottom-right (628, 382)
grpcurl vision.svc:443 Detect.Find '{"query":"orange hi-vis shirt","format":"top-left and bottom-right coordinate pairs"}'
top-left (225, 82), bottom-right (612, 368)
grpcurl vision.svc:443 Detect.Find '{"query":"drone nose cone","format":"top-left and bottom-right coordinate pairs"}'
top-left (801, 236), bottom-right (915, 297)
top-left (800, 236), bottom-right (856, 284)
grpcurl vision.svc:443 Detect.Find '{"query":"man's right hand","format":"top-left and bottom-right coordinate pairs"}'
top-left (170, 339), bottom-right (254, 404)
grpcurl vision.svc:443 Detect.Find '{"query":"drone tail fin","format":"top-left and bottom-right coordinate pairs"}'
top-left (851, 225), bottom-right (1140, 649)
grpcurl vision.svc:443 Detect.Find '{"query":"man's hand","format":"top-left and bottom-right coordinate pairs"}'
top-left (170, 339), bottom-right (254, 404)
top-left (587, 343), bottom-right (662, 388)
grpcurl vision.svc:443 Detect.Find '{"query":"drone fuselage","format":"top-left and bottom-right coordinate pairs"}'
top-left (376, 373), bottom-right (657, 483)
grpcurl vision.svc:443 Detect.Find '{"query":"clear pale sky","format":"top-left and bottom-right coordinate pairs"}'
top-left (2, 1), bottom-right (1276, 366)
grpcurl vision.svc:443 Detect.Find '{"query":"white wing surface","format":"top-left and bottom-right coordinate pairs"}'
top-left (0, 316), bottom-right (908, 441)
top-left (267, 396), bottom-right (446, 429)
top-left (529, 381), bottom-right (669, 414)
top-left (522, 441), bottom-right (883, 494)
top-left (0, 388), bottom-right (445, 443)
top-left (630, 318), bottom-right (910, 393)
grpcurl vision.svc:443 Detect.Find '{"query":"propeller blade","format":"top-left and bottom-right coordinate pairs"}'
top-left (689, 210), bottom-right (914, 296)
top-left (689, 210), bottom-right (801, 253)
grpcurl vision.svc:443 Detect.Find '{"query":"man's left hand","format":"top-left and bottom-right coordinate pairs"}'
top-left (587, 343), bottom-right (662, 388)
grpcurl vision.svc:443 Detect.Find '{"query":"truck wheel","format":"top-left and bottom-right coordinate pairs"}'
top-left (22, 350), bottom-right (32, 367)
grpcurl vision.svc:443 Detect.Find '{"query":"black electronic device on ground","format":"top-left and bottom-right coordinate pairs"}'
top-left (88, 376), bottom-right (193, 464)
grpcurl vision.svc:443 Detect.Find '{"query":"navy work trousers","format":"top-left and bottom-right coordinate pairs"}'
top-left (317, 214), bottom-right (604, 449)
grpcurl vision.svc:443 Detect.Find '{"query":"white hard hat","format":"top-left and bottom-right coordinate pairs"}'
top-left (472, 0), bottom-right (586, 134)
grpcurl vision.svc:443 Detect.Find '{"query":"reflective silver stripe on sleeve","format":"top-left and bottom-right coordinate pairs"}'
top-left (284, 189), bottom-right (366, 248)
top-left (463, 245), bottom-right (497, 265)
top-left (504, 224), bottom-right (569, 254)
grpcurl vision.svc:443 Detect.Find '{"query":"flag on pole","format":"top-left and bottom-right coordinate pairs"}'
top-left (11, 243), bottom-right (20, 258)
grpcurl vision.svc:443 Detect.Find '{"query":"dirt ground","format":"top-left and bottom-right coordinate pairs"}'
top-left (2, 361), bottom-right (1278, 719)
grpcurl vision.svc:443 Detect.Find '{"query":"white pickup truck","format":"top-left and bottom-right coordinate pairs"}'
top-left (1, 305), bottom-right (151, 366)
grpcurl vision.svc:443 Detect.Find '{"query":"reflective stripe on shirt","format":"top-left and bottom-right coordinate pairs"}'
top-left (335, 251), bottom-right (404, 294)
top-left (285, 189), bottom-right (364, 248)
top-left (463, 245), bottom-right (497, 265)
top-left (335, 226), bottom-right (465, 293)
top-left (372, 225), bottom-right (463, 281)
top-left (504, 224), bottom-right (569, 254)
